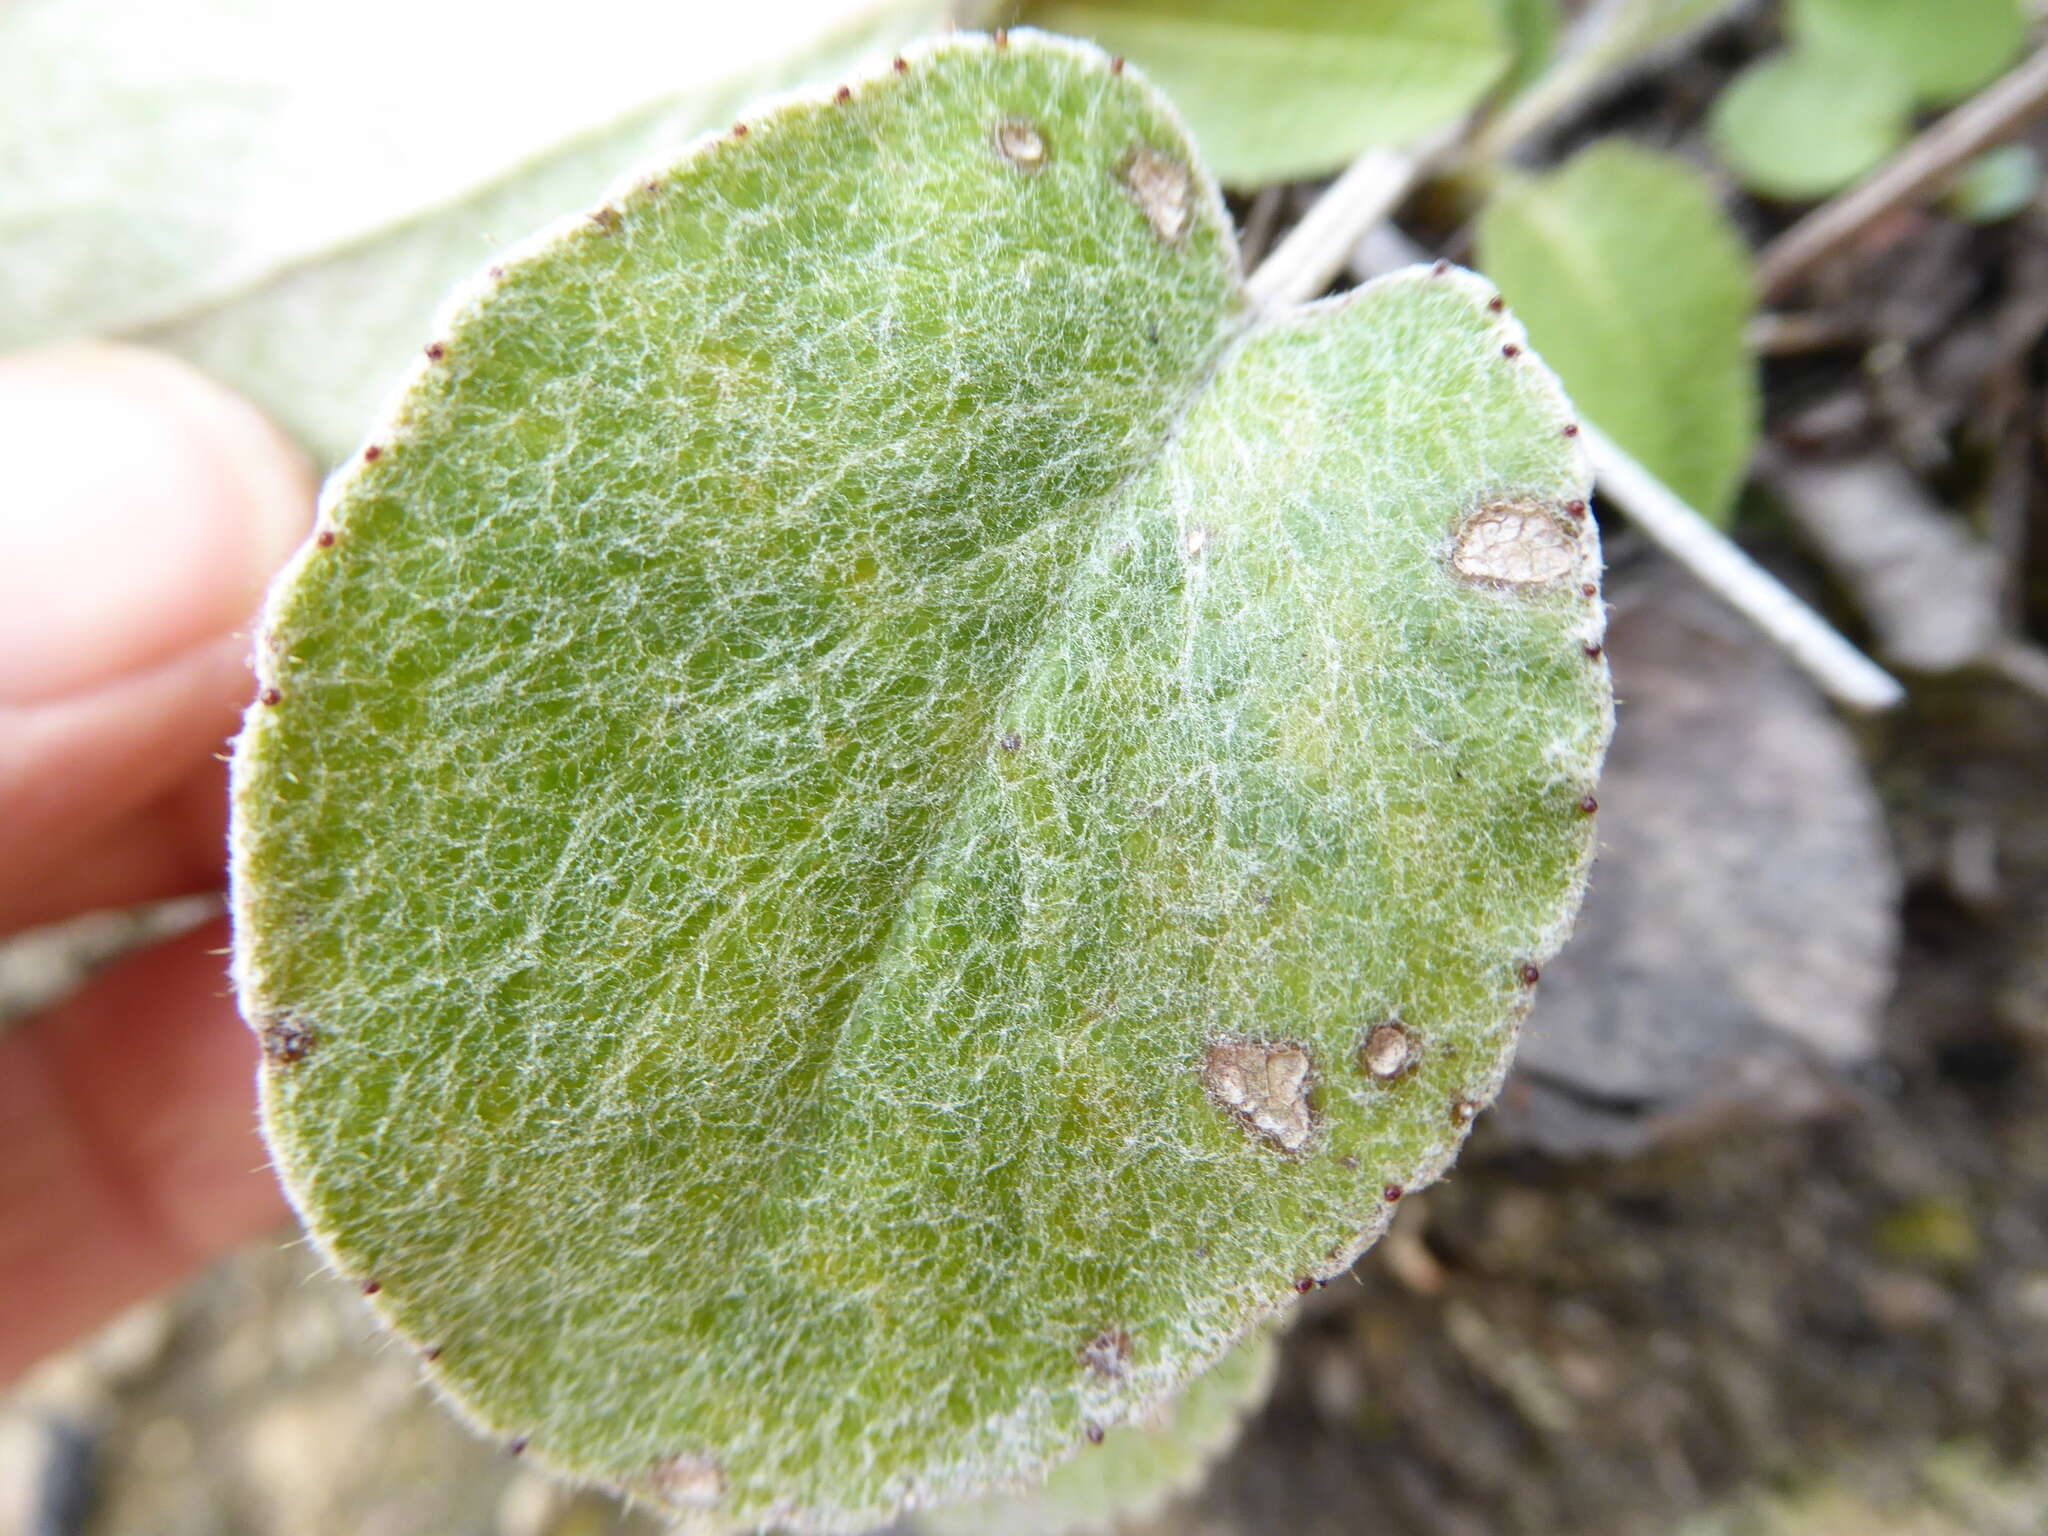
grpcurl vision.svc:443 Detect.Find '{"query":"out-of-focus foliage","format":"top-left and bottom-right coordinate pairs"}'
top-left (1008, 0), bottom-right (1510, 183)
top-left (1711, 48), bottom-right (1913, 201)
top-left (1478, 142), bottom-right (1758, 525)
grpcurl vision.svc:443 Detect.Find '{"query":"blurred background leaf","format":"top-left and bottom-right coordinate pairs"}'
top-left (1478, 141), bottom-right (1758, 524)
top-left (1004, 0), bottom-right (1510, 183)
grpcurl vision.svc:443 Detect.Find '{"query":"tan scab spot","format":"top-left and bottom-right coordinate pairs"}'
top-left (1359, 1022), bottom-right (1419, 1081)
top-left (1082, 1329), bottom-right (1132, 1380)
top-left (1122, 147), bottom-right (1191, 243)
top-left (652, 1454), bottom-right (725, 1510)
top-left (1203, 1039), bottom-right (1316, 1152)
top-left (259, 1016), bottom-right (315, 1066)
top-left (1452, 502), bottom-right (1579, 590)
top-left (995, 118), bottom-right (1046, 172)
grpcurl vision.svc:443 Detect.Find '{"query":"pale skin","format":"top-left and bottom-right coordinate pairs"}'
top-left (0, 345), bottom-right (311, 1385)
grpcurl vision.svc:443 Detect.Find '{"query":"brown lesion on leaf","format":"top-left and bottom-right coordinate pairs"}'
top-left (1359, 1021), bottom-right (1421, 1081)
top-left (1081, 1328), bottom-right (1133, 1380)
top-left (257, 1015), bottom-right (316, 1066)
top-left (1450, 500), bottom-right (1582, 591)
top-left (651, 1453), bottom-right (725, 1509)
top-left (1203, 1039), bottom-right (1317, 1152)
top-left (1121, 146), bottom-right (1192, 244)
top-left (994, 118), bottom-right (1047, 172)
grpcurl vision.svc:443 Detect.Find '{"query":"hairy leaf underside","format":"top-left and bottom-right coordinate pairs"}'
top-left (232, 31), bottom-right (1610, 1532)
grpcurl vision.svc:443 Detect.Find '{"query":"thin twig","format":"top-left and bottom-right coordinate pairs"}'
top-left (1757, 45), bottom-right (2048, 301)
top-left (1324, 225), bottom-right (1908, 712)
top-left (1244, 131), bottom-right (1455, 310)
top-left (1583, 424), bottom-right (1905, 711)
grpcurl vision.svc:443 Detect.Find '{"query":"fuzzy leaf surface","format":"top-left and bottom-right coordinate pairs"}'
top-left (1, 0), bottom-right (944, 461)
top-left (1478, 141), bottom-right (1757, 524)
top-left (233, 31), bottom-right (1610, 1533)
top-left (1009, 0), bottom-right (1509, 183)
top-left (922, 1330), bottom-right (1279, 1535)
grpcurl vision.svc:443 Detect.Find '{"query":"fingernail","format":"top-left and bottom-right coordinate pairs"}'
top-left (0, 346), bottom-right (314, 705)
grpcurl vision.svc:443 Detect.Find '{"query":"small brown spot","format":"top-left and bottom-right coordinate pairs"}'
top-left (508, 1437), bottom-right (529, 1458)
top-left (1451, 1098), bottom-right (1481, 1126)
top-left (487, 265), bottom-right (505, 280)
top-left (363, 445), bottom-right (383, 462)
top-left (1081, 1329), bottom-right (1132, 1380)
top-left (644, 179), bottom-right (662, 195)
top-left (893, 55), bottom-right (908, 73)
top-left (1451, 501), bottom-right (1578, 590)
top-left (1563, 423), bottom-right (1581, 438)
top-left (1565, 499), bottom-right (1588, 519)
top-left (652, 1454), bottom-right (726, 1510)
top-left (1584, 642), bottom-right (1603, 660)
top-left (1578, 794), bottom-right (1599, 815)
top-left (993, 26), bottom-right (1008, 46)
top-left (835, 85), bottom-right (852, 103)
top-left (732, 122), bottom-right (748, 137)
top-left (1384, 1184), bottom-right (1405, 1203)
top-left (424, 342), bottom-right (445, 362)
top-left (259, 1016), bottom-right (316, 1065)
top-left (1431, 258), bottom-right (1450, 276)
top-left (1293, 1277), bottom-right (1315, 1295)
top-left (362, 1280), bottom-right (381, 1296)
top-left (1111, 55), bottom-right (1125, 74)
top-left (1203, 1039), bottom-right (1316, 1152)
top-left (998, 731), bottom-right (1023, 753)
top-left (1487, 295), bottom-right (1505, 313)
top-left (1085, 1422), bottom-right (1106, 1445)
top-left (590, 206), bottom-right (620, 233)
top-left (316, 530), bottom-right (336, 548)
top-left (423, 1346), bottom-right (443, 1363)
top-left (1341, 1155), bottom-right (1360, 1171)
top-left (1519, 962), bottom-right (1542, 986)
top-left (259, 686), bottom-right (282, 707)
top-left (1122, 146), bottom-right (1191, 244)
top-left (1359, 1022), bottom-right (1420, 1081)
top-left (1502, 343), bottom-right (1522, 359)
top-left (1580, 582), bottom-right (1599, 599)
top-left (995, 118), bottom-right (1047, 172)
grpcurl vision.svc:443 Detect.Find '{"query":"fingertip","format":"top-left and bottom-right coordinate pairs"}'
top-left (0, 346), bottom-right (315, 706)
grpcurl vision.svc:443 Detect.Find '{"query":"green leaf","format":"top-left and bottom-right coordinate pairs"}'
top-left (1709, 48), bottom-right (1913, 201)
top-left (923, 1331), bottom-right (1280, 1535)
top-left (1477, 141), bottom-right (1758, 524)
top-left (1, 0), bottom-right (948, 462)
top-left (1009, 0), bottom-right (1510, 184)
top-left (1485, 0), bottom-right (1563, 102)
top-left (233, 30), bottom-right (1611, 1533)
top-left (1475, 0), bottom-right (1745, 157)
top-left (1790, 0), bottom-right (2027, 107)
top-left (1944, 143), bottom-right (2042, 224)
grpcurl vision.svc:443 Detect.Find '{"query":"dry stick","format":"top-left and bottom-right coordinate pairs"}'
top-left (1581, 425), bottom-right (1905, 710)
top-left (1254, 210), bottom-right (1909, 711)
top-left (1757, 45), bottom-right (2048, 301)
top-left (1242, 142), bottom-right (1433, 309)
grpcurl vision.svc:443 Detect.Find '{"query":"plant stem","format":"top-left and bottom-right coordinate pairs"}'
top-left (1757, 46), bottom-right (2048, 301)
top-left (1244, 133), bottom-right (1452, 310)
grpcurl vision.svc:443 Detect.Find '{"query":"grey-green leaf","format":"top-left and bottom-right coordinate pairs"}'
top-left (1, 0), bottom-right (947, 463)
top-left (1008, 0), bottom-right (1510, 184)
top-left (1478, 141), bottom-right (1758, 524)
top-left (922, 1331), bottom-right (1280, 1535)
top-left (232, 30), bottom-right (1610, 1533)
